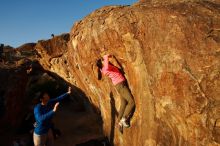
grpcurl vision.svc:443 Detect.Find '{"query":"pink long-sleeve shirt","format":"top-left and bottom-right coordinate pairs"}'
top-left (101, 55), bottom-right (125, 85)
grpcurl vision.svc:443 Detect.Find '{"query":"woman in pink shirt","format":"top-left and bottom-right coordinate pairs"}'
top-left (96, 54), bottom-right (135, 128)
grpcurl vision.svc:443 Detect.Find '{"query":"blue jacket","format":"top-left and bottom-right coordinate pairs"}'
top-left (34, 93), bottom-right (68, 135)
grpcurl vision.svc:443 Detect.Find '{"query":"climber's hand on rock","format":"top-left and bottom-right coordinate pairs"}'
top-left (101, 51), bottom-right (107, 57)
top-left (102, 54), bottom-right (112, 59)
top-left (67, 86), bottom-right (71, 94)
top-left (100, 48), bottom-right (106, 52)
top-left (53, 102), bottom-right (59, 112)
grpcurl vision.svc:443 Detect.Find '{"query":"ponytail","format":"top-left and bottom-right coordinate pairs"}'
top-left (96, 59), bottom-right (103, 80)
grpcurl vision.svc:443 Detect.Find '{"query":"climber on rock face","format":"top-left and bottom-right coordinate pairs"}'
top-left (96, 54), bottom-right (135, 129)
top-left (33, 87), bottom-right (71, 146)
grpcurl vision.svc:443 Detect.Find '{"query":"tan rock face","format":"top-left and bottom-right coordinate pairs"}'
top-left (139, 0), bottom-right (220, 4)
top-left (36, 1), bottom-right (220, 146)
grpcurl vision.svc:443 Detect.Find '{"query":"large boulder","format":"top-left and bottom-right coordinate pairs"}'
top-left (36, 1), bottom-right (220, 146)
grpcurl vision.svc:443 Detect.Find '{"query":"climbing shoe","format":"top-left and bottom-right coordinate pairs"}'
top-left (119, 123), bottom-right (123, 133)
top-left (119, 117), bottom-right (130, 128)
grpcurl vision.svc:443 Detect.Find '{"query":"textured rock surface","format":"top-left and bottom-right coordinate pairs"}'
top-left (35, 34), bottom-right (71, 80)
top-left (0, 65), bottom-right (30, 126)
top-left (139, 0), bottom-right (220, 4)
top-left (0, 57), bottom-right (103, 146)
top-left (34, 1), bottom-right (220, 146)
top-left (0, 60), bottom-right (44, 145)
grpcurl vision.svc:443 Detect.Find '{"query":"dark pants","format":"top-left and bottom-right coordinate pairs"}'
top-left (115, 81), bottom-right (135, 120)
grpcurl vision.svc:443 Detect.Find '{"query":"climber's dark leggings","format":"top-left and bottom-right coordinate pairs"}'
top-left (115, 81), bottom-right (135, 120)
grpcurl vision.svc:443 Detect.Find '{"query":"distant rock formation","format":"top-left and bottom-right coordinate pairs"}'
top-left (139, 0), bottom-right (220, 4)
top-left (16, 43), bottom-right (36, 52)
top-left (35, 33), bottom-right (71, 81)
top-left (34, 1), bottom-right (220, 146)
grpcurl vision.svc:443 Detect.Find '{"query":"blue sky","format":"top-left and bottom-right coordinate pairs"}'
top-left (0, 0), bottom-right (136, 47)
